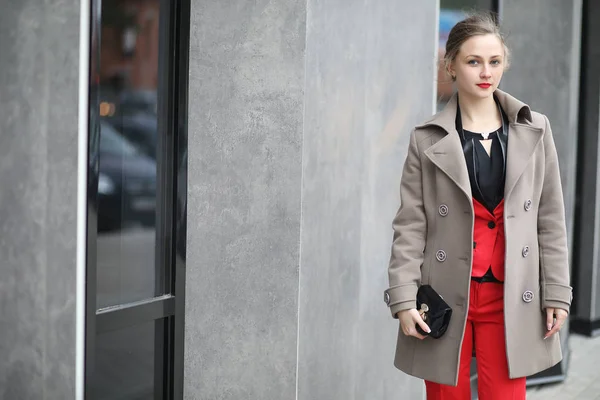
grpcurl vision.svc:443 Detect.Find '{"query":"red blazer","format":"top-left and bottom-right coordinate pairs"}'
top-left (472, 198), bottom-right (505, 280)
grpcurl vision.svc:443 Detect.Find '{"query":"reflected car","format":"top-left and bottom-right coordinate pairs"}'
top-left (100, 89), bottom-right (158, 159)
top-left (108, 113), bottom-right (158, 159)
top-left (118, 89), bottom-right (157, 116)
top-left (98, 121), bottom-right (157, 231)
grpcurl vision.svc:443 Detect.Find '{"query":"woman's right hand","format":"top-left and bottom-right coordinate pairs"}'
top-left (396, 309), bottom-right (431, 340)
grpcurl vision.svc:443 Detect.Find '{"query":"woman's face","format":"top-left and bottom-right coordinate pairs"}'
top-left (449, 34), bottom-right (506, 100)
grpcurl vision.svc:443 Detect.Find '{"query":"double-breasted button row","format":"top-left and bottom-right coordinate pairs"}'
top-left (439, 204), bottom-right (448, 217)
top-left (436, 250), bottom-right (447, 262)
top-left (440, 200), bottom-right (532, 216)
top-left (438, 200), bottom-right (531, 216)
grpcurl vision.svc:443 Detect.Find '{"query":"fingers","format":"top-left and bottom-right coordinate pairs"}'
top-left (399, 309), bottom-right (430, 340)
top-left (402, 325), bottom-right (427, 340)
top-left (545, 308), bottom-right (555, 331)
top-left (413, 331), bottom-right (428, 340)
top-left (544, 309), bottom-right (568, 339)
top-left (415, 315), bottom-right (431, 335)
top-left (544, 321), bottom-right (561, 339)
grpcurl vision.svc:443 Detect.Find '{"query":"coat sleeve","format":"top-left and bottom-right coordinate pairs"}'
top-left (538, 115), bottom-right (573, 313)
top-left (384, 130), bottom-right (427, 318)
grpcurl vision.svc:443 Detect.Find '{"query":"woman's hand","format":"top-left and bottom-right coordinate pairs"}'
top-left (397, 309), bottom-right (431, 340)
top-left (544, 307), bottom-right (568, 339)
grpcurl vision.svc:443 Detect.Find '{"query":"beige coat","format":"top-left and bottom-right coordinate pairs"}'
top-left (384, 90), bottom-right (573, 386)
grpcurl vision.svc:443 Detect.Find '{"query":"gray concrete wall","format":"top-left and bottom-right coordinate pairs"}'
top-left (0, 1), bottom-right (80, 399)
top-left (297, 1), bottom-right (436, 399)
top-left (571, 0), bottom-right (600, 331)
top-left (185, 0), bottom-right (436, 399)
top-left (500, 0), bottom-right (582, 247)
top-left (184, 0), bottom-right (305, 399)
top-left (500, 0), bottom-right (583, 374)
top-left (185, 0), bottom-right (437, 400)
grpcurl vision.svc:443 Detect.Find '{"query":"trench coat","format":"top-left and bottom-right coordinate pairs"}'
top-left (383, 89), bottom-right (573, 386)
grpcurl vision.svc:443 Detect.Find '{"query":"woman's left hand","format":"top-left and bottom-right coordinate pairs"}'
top-left (544, 307), bottom-right (568, 339)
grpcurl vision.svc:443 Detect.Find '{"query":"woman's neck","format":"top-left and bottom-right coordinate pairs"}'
top-left (458, 92), bottom-right (501, 131)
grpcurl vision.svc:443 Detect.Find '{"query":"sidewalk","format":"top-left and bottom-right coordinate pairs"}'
top-left (526, 333), bottom-right (600, 399)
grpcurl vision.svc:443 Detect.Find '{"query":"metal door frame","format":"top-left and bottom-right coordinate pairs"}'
top-left (83, 0), bottom-right (190, 398)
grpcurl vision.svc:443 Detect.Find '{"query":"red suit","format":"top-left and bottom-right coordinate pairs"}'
top-left (472, 198), bottom-right (505, 280)
top-left (425, 198), bottom-right (526, 399)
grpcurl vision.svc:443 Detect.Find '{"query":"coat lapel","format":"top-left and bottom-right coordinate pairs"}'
top-left (494, 90), bottom-right (544, 200)
top-left (504, 123), bottom-right (543, 200)
top-left (420, 96), bottom-right (472, 201)
top-left (419, 89), bottom-right (543, 204)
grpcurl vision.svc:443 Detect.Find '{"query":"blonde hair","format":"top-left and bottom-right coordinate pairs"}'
top-left (444, 12), bottom-right (511, 81)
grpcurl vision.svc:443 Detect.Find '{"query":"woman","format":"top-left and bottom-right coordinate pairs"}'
top-left (383, 13), bottom-right (572, 400)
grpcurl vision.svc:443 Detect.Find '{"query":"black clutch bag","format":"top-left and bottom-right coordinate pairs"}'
top-left (415, 284), bottom-right (452, 339)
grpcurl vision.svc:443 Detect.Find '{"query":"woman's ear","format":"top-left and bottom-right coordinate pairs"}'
top-left (446, 61), bottom-right (456, 80)
top-left (447, 67), bottom-right (456, 80)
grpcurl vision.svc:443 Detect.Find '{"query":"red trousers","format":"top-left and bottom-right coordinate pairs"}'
top-left (425, 281), bottom-right (526, 400)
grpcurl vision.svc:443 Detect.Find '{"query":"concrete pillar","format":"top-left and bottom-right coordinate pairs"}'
top-left (297, 1), bottom-right (436, 399)
top-left (185, 0), bottom-right (305, 399)
top-left (499, 0), bottom-right (583, 382)
top-left (0, 0), bottom-right (80, 398)
top-left (571, 0), bottom-right (600, 336)
top-left (185, 0), bottom-right (438, 398)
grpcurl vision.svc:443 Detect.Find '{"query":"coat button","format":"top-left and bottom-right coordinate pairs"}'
top-left (384, 292), bottom-right (390, 305)
top-left (436, 250), bottom-right (447, 262)
top-left (439, 204), bottom-right (449, 217)
top-left (524, 199), bottom-right (532, 211)
top-left (522, 246), bottom-right (530, 257)
top-left (522, 290), bottom-right (534, 303)
top-left (488, 221), bottom-right (496, 229)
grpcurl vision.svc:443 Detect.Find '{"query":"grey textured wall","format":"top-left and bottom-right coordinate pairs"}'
top-left (297, 1), bottom-right (436, 399)
top-left (500, 0), bottom-right (582, 246)
top-left (186, 0), bottom-right (436, 398)
top-left (500, 0), bottom-right (582, 373)
top-left (0, 1), bottom-right (79, 399)
top-left (184, 0), bottom-right (305, 399)
top-left (185, 0), bottom-right (436, 398)
top-left (572, 0), bottom-right (600, 328)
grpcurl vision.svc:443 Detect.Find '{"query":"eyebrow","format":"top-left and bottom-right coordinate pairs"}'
top-left (465, 54), bottom-right (503, 59)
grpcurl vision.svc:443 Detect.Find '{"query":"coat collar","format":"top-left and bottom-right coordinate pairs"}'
top-left (417, 89), bottom-right (533, 132)
top-left (419, 89), bottom-right (543, 205)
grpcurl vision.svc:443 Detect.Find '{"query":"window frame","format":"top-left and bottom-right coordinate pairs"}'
top-left (84, 0), bottom-right (189, 398)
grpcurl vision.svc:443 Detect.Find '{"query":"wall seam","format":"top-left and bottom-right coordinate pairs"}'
top-left (42, 3), bottom-right (50, 397)
top-left (295, 1), bottom-right (309, 399)
top-left (76, 0), bottom-right (91, 398)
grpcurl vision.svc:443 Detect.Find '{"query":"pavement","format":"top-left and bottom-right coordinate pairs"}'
top-left (526, 333), bottom-right (600, 399)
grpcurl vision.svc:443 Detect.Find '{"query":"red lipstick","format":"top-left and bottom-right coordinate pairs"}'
top-left (477, 83), bottom-right (492, 89)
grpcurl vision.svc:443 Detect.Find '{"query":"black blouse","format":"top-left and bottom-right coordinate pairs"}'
top-left (462, 127), bottom-right (505, 213)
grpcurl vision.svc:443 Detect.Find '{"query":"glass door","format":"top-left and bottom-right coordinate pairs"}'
top-left (85, 0), bottom-right (189, 398)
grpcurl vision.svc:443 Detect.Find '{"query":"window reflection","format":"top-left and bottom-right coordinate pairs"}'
top-left (97, 121), bottom-right (156, 232)
top-left (95, 0), bottom-right (161, 309)
top-left (88, 1), bottom-right (171, 397)
top-left (88, 320), bottom-right (161, 399)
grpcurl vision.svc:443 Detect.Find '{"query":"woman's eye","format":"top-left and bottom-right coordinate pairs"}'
top-left (491, 60), bottom-right (501, 65)
top-left (468, 60), bottom-right (478, 65)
